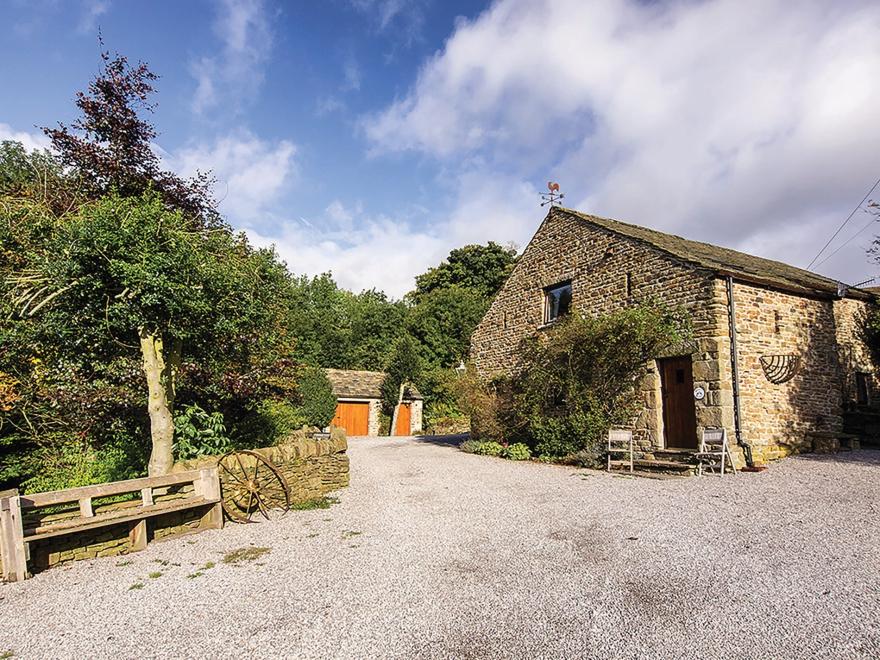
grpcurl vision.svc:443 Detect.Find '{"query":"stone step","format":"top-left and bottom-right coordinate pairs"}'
top-left (609, 458), bottom-right (695, 477)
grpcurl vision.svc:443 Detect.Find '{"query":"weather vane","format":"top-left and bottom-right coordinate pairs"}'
top-left (540, 181), bottom-right (564, 207)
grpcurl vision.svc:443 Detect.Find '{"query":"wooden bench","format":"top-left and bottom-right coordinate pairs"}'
top-left (0, 468), bottom-right (222, 582)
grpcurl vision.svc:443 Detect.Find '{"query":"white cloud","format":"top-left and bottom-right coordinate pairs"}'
top-left (0, 123), bottom-right (52, 151)
top-left (190, 0), bottom-right (273, 114)
top-left (166, 131), bottom-right (297, 223)
top-left (350, 0), bottom-right (427, 46)
top-left (362, 0), bottom-right (880, 284)
top-left (245, 201), bottom-right (448, 297)
top-left (77, 0), bottom-right (110, 34)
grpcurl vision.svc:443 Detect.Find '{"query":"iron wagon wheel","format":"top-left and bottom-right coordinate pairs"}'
top-left (216, 450), bottom-right (291, 523)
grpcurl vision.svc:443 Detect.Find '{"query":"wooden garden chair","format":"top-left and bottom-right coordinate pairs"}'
top-left (695, 428), bottom-right (737, 476)
top-left (607, 429), bottom-right (634, 473)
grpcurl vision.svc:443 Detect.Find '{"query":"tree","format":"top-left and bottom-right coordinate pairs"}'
top-left (6, 193), bottom-right (293, 475)
top-left (405, 286), bottom-right (488, 368)
top-left (381, 335), bottom-right (422, 417)
top-left (411, 242), bottom-right (517, 303)
top-left (42, 48), bottom-right (218, 225)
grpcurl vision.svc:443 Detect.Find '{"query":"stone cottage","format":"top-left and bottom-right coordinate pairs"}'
top-left (325, 369), bottom-right (423, 437)
top-left (470, 207), bottom-right (878, 467)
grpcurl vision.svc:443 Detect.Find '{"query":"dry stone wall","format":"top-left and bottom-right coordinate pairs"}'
top-left (175, 427), bottom-right (350, 512)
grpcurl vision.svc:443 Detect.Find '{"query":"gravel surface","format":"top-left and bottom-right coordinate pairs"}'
top-left (1, 436), bottom-right (879, 659)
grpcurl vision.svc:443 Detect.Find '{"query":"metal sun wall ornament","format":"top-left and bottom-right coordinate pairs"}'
top-left (541, 181), bottom-right (565, 207)
top-left (759, 354), bottom-right (802, 384)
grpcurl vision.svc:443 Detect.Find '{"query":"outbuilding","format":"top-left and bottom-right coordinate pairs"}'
top-left (325, 369), bottom-right (423, 437)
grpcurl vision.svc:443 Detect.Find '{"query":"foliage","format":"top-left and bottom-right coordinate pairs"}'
top-left (173, 403), bottom-right (231, 460)
top-left (406, 286), bottom-right (488, 368)
top-left (381, 335), bottom-right (422, 415)
top-left (501, 442), bottom-right (531, 461)
top-left (454, 367), bottom-right (507, 441)
top-left (470, 440), bottom-right (504, 456)
top-left (42, 48), bottom-right (218, 224)
top-left (20, 435), bottom-right (141, 494)
top-left (231, 400), bottom-right (306, 449)
top-left (287, 274), bottom-right (406, 371)
top-left (296, 366), bottom-right (337, 428)
top-left (416, 367), bottom-right (469, 433)
top-left (458, 439), bottom-right (483, 454)
top-left (412, 242), bottom-right (517, 303)
top-left (467, 302), bottom-right (691, 460)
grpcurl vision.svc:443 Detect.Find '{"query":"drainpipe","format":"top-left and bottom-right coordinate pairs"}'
top-left (726, 275), bottom-right (755, 467)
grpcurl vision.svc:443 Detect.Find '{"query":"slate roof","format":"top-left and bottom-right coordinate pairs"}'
top-left (325, 369), bottom-right (422, 400)
top-left (558, 207), bottom-right (874, 301)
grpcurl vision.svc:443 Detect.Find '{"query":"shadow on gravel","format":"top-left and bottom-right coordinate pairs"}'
top-left (410, 433), bottom-right (469, 449)
top-left (788, 449), bottom-right (880, 466)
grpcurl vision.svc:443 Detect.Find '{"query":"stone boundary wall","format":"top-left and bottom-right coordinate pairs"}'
top-left (1, 430), bottom-right (349, 579)
top-left (174, 427), bottom-right (350, 511)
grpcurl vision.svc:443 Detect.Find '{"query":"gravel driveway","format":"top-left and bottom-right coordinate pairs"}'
top-left (1, 436), bottom-right (879, 659)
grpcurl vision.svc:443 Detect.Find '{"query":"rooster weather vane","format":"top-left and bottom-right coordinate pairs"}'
top-left (541, 181), bottom-right (565, 207)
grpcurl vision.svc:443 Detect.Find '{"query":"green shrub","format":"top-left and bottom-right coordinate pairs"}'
top-left (456, 302), bottom-right (690, 461)
top-left (502, 442), bottom-right (531, 461)
top-left (174, 403), bottom-right (232, 460)
top-left (459, 439), bottom-right (482, 453)
top-left (296, 366), bottom-right (336, 428)
top-left (472, 440), bottom-right (504, 456)
top-left (21, 437), bottom-right (140, 494)
top-left (234, 399), bottom-right (307, 448)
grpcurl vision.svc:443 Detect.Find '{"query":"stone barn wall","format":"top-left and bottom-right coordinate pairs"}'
top-left (470, 209), bottom-right (728, 451)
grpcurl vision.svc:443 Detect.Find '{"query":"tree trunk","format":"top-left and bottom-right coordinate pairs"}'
top-left (140, 329), bottom-right (178, 476)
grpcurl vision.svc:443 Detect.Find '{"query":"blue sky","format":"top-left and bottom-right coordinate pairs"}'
top-left (3, 0), bottom-right (880, 296)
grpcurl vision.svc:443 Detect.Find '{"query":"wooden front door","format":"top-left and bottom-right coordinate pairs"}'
top-left (332, 401), bottom-right (370, 436)
top-left (659, 356), bottom-right (698, 449)
top-left (394, 402), bottom-right (412, 436)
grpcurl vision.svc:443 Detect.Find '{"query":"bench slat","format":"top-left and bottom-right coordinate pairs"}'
top-left (23, 496), bottom-right (216, 541)
top-left (20, 470), bottom-right (207, 509)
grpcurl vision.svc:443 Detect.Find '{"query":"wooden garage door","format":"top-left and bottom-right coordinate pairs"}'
top-left (332, 401), bottom-right (370, 436)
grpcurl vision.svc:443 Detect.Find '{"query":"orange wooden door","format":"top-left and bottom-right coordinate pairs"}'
top-left (332, 402), bottom-right (370, 436)
top-left (394, 402), bottom-right (412, 436)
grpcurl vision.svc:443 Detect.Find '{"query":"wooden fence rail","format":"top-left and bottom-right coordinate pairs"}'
top-left (0, 468), bottom-right (222, 582)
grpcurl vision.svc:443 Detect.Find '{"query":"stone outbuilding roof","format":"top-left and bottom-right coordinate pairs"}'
top-left (325, 369), bottom-right (422, 400)
top-left (557, 207), bottom-right (875, 301)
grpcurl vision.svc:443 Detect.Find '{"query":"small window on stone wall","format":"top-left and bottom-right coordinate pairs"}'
top-left (856, 372), bottom-right (870, 405)
top-left (625, 272), bottom-right (632, 297)
top-left (774, 310), bottom-right (782, 334)
top-left (543, 281), bottom-right (572, 323)
top-left (503, 311), bottom-right (509, 329)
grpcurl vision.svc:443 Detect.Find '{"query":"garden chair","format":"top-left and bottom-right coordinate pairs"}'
top-left (695, 428), bottom-right (737, 476)
top-left (607, 429), bottom-right (634, 473)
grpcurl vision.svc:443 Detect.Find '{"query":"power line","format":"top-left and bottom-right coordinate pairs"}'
top-left (807, 174), bottom-right (880, 270)
top-left (813, 210), bottom-right (880, 270)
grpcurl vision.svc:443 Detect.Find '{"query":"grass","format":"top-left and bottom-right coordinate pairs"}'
top-left (115, 560), bottom-right (133, 567)
top-left (186, 571), bottom-right (203, 579)
top-left (152, 559), bottom-right (169, 566)
top-left (147, 571), bottom-right (163, 579)
top-left (222, 546), bottom-right (271, 565)
top-left (1, 651), bottom-right (13, 659)
top-left (128, 582), bottom-right (144, 591)
top-left (202, 561), bottom-right (215, 570)
top-left (341, 530), bottom-right (362, 539)
top-left (306, 533), bottom-right (319, 538)
top-left (290, 496), bottom-right (339, 511)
